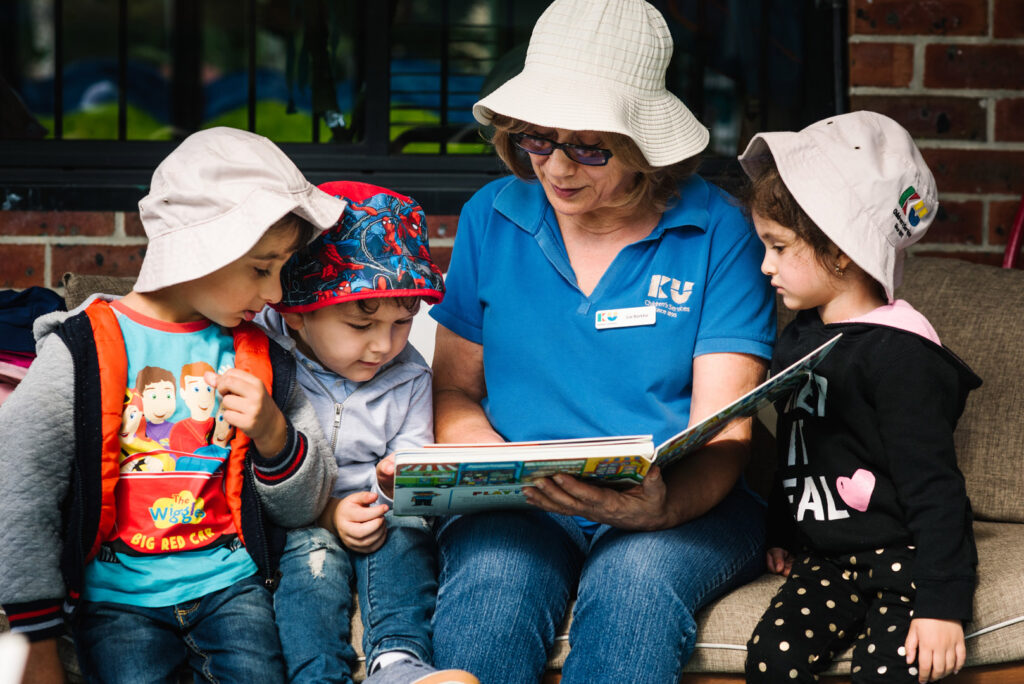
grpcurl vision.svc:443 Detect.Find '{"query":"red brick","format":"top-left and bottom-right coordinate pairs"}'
top-left (922, 149), bottom-right (1024, 194)
top-left (52, 244), bottom-right (147, 280)
top-left (850, 0), bottom-right (986, 36)
top-left (911, 250), bottom-right (1004, 267)
top-left (994, 0), bottom-right (1024, 39)
top-left (430, 246), bottom-right (453, 274)
top-left (850, 43), bottom-right (914, 87)
top-left (925, 44), bottom-right (1024, 90)
top-left (0, 211), bottom-right (115, 237)
top-left (124, 212), bottom-right (147, 237)
top-left (990, 199), bottom-right (1024, 246)
top-left (0, 245), bottom-right (45, 288)
top-left (920, 200), bottom-right (982, 245)
top-left (995, 99), bottom-right (1024, 143)
top-left (425, 214), bottom-right (459, 240)
top-left (849, 96), bottom-right (985, 141)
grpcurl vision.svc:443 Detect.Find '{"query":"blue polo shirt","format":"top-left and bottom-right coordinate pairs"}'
top-left (431, 175), bottom-right (775, 448)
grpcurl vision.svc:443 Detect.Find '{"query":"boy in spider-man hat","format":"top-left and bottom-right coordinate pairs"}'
top-left (255, 182), bottom-right (475, 684)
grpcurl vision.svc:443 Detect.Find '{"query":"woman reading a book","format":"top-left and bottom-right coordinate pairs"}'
top-left (427, 1), bottom-right (776, 682)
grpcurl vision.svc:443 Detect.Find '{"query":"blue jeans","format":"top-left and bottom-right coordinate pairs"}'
top-left (73, 574), bottom-right (285, 684)
top-left (274, 526), bottom-right (358, 684)
top-left (274, 514), bottom-right (438, 683)
top-left (432, 486), bottom-right (766, 684)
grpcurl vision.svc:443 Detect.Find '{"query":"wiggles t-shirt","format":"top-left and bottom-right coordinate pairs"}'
top-left (82, 301), bottom-right (257, 607)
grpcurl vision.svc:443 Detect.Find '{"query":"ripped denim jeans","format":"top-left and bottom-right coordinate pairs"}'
top-left (274, 513), bottom-right (437, 683)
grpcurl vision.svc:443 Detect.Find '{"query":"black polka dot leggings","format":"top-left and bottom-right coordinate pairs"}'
top-left (745, 547), bottom-right (923, 683)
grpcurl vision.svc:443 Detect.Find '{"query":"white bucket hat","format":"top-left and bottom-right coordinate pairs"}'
top-left (473, 0), bottom-right (708, 167)
top-left (738, 111), bottom-right (937, 302)
top-left (135, 127), bottom-right (345, 292)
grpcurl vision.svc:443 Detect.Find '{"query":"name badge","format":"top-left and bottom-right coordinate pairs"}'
top-left (595, 306), bottom-right (657, 330)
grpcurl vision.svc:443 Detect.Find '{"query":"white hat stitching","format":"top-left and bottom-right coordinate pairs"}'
top-left (135, 127), bottom-right (345, 292)
top-left (473, 0), bottom-right (708, 167)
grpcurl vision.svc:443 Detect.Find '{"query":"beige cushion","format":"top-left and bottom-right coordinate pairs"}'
top-left (61, 273), bottom-right (136, 310)
top-left (896, 257), bottom-right (1024, 523)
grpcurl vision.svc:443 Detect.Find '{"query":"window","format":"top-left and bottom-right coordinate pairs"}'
top-left (0, 0), bottom-right (846, 213)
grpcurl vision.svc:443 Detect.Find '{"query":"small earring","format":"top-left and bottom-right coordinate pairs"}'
top-left (834, 265), bottom-right (845, 277)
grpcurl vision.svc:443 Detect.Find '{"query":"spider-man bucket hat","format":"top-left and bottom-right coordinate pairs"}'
top-left (274, 181), bottom-right (445, 313)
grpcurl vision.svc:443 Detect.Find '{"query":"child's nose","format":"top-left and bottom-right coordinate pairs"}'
top-left (760, 253), bottom-right (774, 276)
top-left (368, 329), bottom-right (392, 354)
top-left (261, 277), bottom-right (283, 304)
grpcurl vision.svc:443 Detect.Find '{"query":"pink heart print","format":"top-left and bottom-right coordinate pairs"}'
top-left (836, 469), bottom-right (876, 512)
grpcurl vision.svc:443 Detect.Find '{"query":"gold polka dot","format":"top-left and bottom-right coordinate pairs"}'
top-left (911, 581), bottom-right (917, 589)
top-left (867, 644), bottom-right (876, 653)
top-left (877, 666), bottom-right (887, 675)
top-left (804, 557), bottom-right (811, 564)
top-left (869, 569), bottom-right (874, 578)
top-left (909, 666), bottom-right (918, 676)
top-left (853, 666), bottom-right (861, 673)
top-left (805, 629), bottom-right (814, 638)
top-left (789, 669), bottom-right (798, 679)
top-left (759, 662), bottom-right (767, 673)
top-left (849, 556), bottom-right (857, 564)
top-left (891, 562), bottom-right (902, 572)
top-left (797, 588), bottom-right (807, 595)
top-left (800, 607), bottom-right (810, 616)
top-left (775, 618), bottom-right (785, 626)
top-left (780, 641), bottom-right (790, 652)
top-left (850, 594), bottom-right (859, 603)
top-left (888, 625), bottom-right (897, 632)
top-left (838, 630), bottom-right (845, 638)
top-left (898, 646), bottom-right (906, 656)
top-left (876, 591), bottom-right (884, 599)
top-left (820, 579), bottom-right (830, 587)
top-left (811, 565), bottom-right (820, 571)
top-left (879, 606), bottom-right (887, 614)
top-left (753, 635), bottom-right (760, 644)
top-left (829, 623), bottom-right (836, 632)
top-left (852, 571), bottom-right (858, 580)
top-left (842, 570), bottom-right (851, 580)
top-left (875, 548), bottom-right (884, 554)
top-left (826, 600), bottom-right (836, 609)
top-left (901, 595), bottom-right (911, 603)
top-left (775, 601), bottom-right (783, 608)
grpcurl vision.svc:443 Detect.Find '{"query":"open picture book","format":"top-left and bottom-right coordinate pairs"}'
top-left (392, 333), bottom-right (842, 515)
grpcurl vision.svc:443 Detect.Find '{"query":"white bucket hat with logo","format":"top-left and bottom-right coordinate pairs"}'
top-left (738, 111), bottom-right (937, 302)
top-left (135, 127), bottom-right (345, 292)
top-left (472, 0), bottom-right (708, 167)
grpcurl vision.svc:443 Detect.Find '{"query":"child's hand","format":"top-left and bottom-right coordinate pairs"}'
top-left (204, 370), bottom-right (286, 458)
top-left (904, 618), bottom-right (966, 683)
top-left (376, 454), bottom-right (396, 499)
top-left (24, 638), bottom-right (67, 684)
top-left (333, 491), bottom-right (389, 553)
top-left (766, 547), bottom-right (794, 576)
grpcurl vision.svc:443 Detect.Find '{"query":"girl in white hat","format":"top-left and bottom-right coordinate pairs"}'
top-left (427, 1), bottom-right (776, 681)
top-left (739, 111), bottom-right (981, 683)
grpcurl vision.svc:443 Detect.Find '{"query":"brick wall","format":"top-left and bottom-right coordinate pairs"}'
top-left (0, 208), bottom-right (458, 290)
top-left (3, 0), bottom-right (1024, 290)
top-left (849, 0), bottom-right (1024, 266)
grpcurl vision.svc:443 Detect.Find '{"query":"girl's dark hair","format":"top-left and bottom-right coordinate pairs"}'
top-left (268, 212), bottom-right (318, 252)
top-left (354, 296), bottom-right (421, 315)
top-left (488, 114), bottom-right (701, 215)
top-left (738, 159), bottom-right (838, 273)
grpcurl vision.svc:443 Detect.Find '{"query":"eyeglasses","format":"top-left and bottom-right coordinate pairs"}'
top-left (509, 132), bottom-right (614, 166)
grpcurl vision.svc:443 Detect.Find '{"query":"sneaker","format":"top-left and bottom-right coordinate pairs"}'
top-left (364, 656), bottom-right (479, 684)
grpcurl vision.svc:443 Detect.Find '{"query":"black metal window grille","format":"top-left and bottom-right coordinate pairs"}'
top-left (0, 0), bottom-right (846, 213)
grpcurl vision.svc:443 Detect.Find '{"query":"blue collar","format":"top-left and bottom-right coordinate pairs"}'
top-left (493, 174), bottom-right (714, 239)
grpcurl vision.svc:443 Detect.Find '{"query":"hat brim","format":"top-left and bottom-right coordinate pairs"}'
top-left (739, 134), bottom-right (896, 301)
top-left (134, 185), bottom-right (344, 293)
top-left (474, 67), bottom-right (709, 167)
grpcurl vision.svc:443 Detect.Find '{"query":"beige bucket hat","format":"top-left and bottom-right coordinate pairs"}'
top-left (473, 0), bottom-right (709, 167)
top-left (739, 111), bottom-right (937, 302)
top-left (135, 127), bottom-right (345, 292)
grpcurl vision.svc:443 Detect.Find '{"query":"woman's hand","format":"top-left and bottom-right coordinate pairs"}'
top-left (523, 466), bottom-right (670, 530)
top-left (904, 618), bottom-right (966, 683)
top-left (765, 547), bottom-right (793, 576)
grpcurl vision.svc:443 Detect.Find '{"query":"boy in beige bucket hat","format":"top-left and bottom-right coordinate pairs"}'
top-left (0, 127), bottom-right (345, 681)
top-left (739, 111), bottom-right (981, 683)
